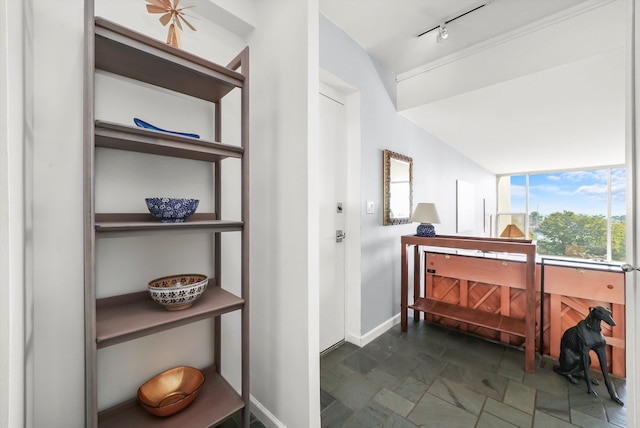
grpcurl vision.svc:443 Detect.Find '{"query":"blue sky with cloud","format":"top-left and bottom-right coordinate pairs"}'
top-left (510, 168), bottom-right (626, 216)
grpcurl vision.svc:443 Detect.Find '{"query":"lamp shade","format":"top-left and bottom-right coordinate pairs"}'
top-left (500, 224), bottom-right (525, 238)
top-left (410, 203), bottom-right (440, 224)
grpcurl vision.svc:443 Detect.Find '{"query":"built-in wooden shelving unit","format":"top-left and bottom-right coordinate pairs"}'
top-left (84, 7), bottom-right (250, 427)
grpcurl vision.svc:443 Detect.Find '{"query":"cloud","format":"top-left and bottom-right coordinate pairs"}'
top-left (548, 170), bottom-right (608, 183)
top-left (510, 184), bottom-right (526, 197)
top-left (530, 184), bottom-right (561, 193)
top-left (573, 184), bottom-right (608, 198)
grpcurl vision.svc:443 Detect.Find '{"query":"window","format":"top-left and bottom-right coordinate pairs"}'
top-left (497, 167), bottom-right (626, 262)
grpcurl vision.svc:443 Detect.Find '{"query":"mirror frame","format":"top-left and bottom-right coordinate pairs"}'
top-left (383, 150), bottom-right (413, 226)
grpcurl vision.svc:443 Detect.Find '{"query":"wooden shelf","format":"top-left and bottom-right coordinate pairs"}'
top-left (86, 13), bottom-right (251, 426)
top-left (94, 213), bottom-right (243, 237)
top-left (410, 297), bottom-right (526, 337)
top-left (96, 285), bottom-right (244, 348)
top-left (98, 364), bottom-right (244, 427)
top-left (95, 121), bottom-right (243, 162)
top-left (95, 17), bottom-right (244, 103)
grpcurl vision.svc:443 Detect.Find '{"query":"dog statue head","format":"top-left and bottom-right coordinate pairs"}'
top-left (587, 306), bottom-right (616, 328)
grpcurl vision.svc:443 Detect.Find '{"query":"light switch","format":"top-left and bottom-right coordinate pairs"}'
top-left (366, 201), bottom-right (375, 214)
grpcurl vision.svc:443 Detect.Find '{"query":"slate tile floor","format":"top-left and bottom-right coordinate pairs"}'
top-left (216, 412), bottom-right (267, 428)
top-left (321, 319), bottom-right (627, 428)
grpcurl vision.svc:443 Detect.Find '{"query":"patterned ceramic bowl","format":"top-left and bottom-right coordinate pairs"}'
top-left (145, 197), bottom-right (199, 223)
top-left (148, 274), bottom-right (208, 311)
top-left (138, 366), bottom-right (205, 417)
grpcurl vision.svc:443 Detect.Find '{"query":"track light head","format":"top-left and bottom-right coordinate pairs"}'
top-left (436, 24), bottom-right (448, 43)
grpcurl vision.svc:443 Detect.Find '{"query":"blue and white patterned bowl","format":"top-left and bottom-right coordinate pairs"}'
top-left (145, 197), bottom-right (199, 223)
top-left (148, 274), bottom-right (208, 311)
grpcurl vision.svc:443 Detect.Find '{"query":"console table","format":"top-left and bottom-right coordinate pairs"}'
top-left (401, 235), bottom-right (537, 373)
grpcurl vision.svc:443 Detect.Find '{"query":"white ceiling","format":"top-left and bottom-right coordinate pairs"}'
top-left (320, 0), bottom-right (626, 174)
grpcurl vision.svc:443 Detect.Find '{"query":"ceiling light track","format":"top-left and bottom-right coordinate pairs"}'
top-left (417, 2), bottom-right (490, 38)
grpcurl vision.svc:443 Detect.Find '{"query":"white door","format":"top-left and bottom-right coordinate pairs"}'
top-left (319, 84), bottom-right (347, 352)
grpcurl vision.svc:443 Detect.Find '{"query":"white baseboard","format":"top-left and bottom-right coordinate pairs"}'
top-left (250, 395), bottom-right (286, 428)
top-left (345, 313), bottom-right (400, 347)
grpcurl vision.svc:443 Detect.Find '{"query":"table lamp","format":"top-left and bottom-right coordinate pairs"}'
top-left (500, 224), bottom-right (525, 239)
top-left (411, 203), bottom-right (440, 237)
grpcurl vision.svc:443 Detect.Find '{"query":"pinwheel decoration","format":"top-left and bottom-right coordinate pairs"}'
top-left (145, 0), bottom-right (196, 49)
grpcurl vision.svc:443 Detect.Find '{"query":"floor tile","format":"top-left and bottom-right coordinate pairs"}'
top-left (322, 400), bottom-right (355, 428)
top-left (464, 334), bottom-right (508, 362)
top-left (406, 392), bottom-right (477, 427)
top-left (332, 372), bottom-right (382, 411)
top-left (393, 376), bottom-right (428, 404)
top-left (503, 379), bottom-right (536, 414)
top-left (568, 382), bottom-right (608, 421)
top-left (321, 342), bottom-right (360, 369)
top-left (376, 353), bottom-right (420, 380)
top-left (373, 388), bottom-right (415, 417)
top-left (365, 332), bottom-right (401, 352)
top-left (498, 347), bottom-right (526, 382)
top-left (439, 360), bottom-right (509, 401)
top-left (215, 412), bottom-right (263, 428)
top-left (321, 362), bottom-right (355, 393)
top-left (343, 401), bottom-right (392, 428)
top-left (397, 331), bottom-right (447, 359)
top-left (570, 409), bottom-right (620, 428)
top-left (533, 410), bottom-right (579, 428)
top-left (536, 389), bottom-right (571, 422)
top-left (366, 367), bottom-right (403, 390)
top-left (603, 398), bottom-right (627, 427)
top-left (410, 352), bottom-right (446, 385)
top-left (249, 417), bottom-right (267, 428)
top-left (383, 413), bottom-right (419, 428)
top-left (321, 388), bottom-right (336, 411)
top-left (440, 345), bottom-right (501, 373)
top-left (427, 376), bottom-right (486, 416)
top-left (343, 350), bottom-right (379, 375)
top-left (360, 345), bottom-right (392, 363)
top-left (524, 361), bottom-right (570, 397)
top-left (483, 398), bottom-right (533, 428)
top-left (476, 411), bottom-right (519, 428)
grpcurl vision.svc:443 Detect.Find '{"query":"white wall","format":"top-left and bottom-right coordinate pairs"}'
top-left (28, 1), bottom-right (85, 425)
top-left (248, 1), bottom-right (321, 427)
top-left (0, 0), bottom-right (25, 426)
top-left (320, 15), bottom-right (497, 334)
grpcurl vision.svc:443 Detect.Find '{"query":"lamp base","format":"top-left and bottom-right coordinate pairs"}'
top-left (416, 223), bottom-right (436, 237)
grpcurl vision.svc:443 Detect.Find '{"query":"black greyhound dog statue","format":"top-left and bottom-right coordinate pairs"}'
top-left (553, 306), bottom-right (623, 405)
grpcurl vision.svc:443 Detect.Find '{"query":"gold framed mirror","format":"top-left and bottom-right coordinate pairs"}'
top-left (383, 150), bottom-right (413, 225)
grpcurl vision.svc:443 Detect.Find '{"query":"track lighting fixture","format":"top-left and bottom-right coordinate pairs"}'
top-left (436, 24), bottom-right (448, 43)
top-left (417, 1), bottom-right (491, 43)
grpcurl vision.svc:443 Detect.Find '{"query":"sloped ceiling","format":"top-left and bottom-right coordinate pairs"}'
top-left (320, 0), bottom-right (626, 174)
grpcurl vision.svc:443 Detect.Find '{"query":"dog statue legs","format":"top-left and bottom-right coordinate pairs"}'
top-left (553, 306), bottom-right (623, 406)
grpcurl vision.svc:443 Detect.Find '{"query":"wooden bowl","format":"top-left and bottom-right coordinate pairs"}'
top-left (138, 366), bottom-right (205, 417)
